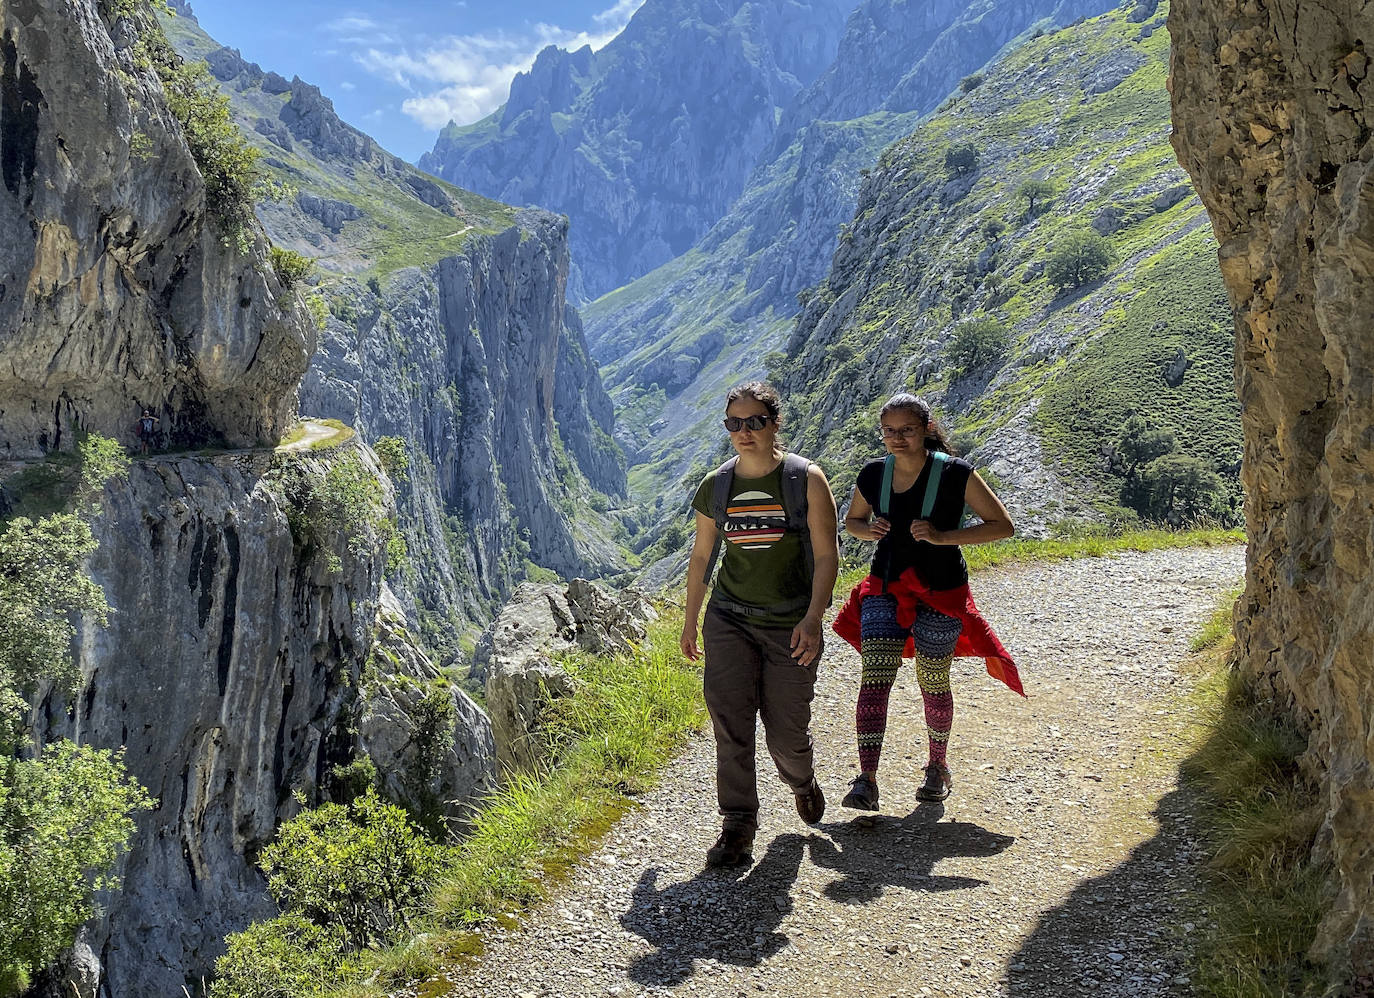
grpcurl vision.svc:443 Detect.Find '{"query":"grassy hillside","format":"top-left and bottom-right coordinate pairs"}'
top-left (776, 1), bottom-right (1240, 532)
top-left (160, 12), bottom-right (516, 278)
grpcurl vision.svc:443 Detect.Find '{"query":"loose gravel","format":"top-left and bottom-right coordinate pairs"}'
top-left (421, 545), bottom-right (1244, 998)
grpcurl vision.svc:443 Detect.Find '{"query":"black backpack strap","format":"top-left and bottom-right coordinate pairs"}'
top-left (780, 453), bottom-right (814, 586)
top-left (702, 457), bottom-right (739, 586)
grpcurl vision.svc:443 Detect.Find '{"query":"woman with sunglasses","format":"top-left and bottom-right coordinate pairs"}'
top-left (832, 393), bottom-right (1024, 813)
top-left (680, 381), bottom-right (839, 867)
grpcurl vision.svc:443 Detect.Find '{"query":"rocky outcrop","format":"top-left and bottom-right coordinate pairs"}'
top-left (27, 444), bottom-right (397, 997)
top-left (0, 0), bottom-right (313, 458)
top-left (475, 579), bottom-right (657, 772)
top-left (359, 587), bottom-right (495, 830)
top-left (420, 0), bottom-right (854, 299)
top-left (1170, 0), bottom-right (1374, 974)
top-left (300, 209), bottom-right (627, 652)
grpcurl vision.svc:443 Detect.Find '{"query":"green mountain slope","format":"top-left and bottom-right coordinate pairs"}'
top-left (778, 1), bottom-right (1240, 531)
top-left (582, 0), bottom-right (1117, 497)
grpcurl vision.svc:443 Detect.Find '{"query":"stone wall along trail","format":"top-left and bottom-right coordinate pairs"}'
top-left (421, 545), bottom-right (1243, 998)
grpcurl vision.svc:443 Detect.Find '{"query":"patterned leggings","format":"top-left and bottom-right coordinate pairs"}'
top-left (857, 593), bottom-right (963, 773)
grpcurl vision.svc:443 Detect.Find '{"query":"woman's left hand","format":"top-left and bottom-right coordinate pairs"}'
top-left (909, 520), bottom-right (947, 545)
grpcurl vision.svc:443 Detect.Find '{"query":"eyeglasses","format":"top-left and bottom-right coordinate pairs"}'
top-left (723, 414), bottom-right (773, 432)
top-left (879, 425), bottom-right (923, 439)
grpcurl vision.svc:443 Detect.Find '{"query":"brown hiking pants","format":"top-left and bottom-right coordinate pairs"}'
top-left (702, 603), bottom-right (820, 830)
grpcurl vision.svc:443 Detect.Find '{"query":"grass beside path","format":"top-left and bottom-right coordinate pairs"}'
top-left (1180, 593), bottom-right (1333, 998)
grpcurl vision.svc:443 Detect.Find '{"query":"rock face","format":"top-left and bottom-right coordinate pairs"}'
top-left (27, 445), bottom-right (408, 997)
top-left (0, 0), bottom-right (313, 458)
top-left (475, 579), bottom-right (657, 772)
top-left (300, 209), bottom-right (627, 652)
top-left (1170, 1), bottom-right (1374, 973)
top-left (164, 12), bottom-right (630, 649)
top-left (360, 588), bottom-right (495, 830)
top-left (420, 0), bottom-right (854, 299)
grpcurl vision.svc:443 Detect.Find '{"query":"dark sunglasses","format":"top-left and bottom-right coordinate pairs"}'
top-left (723, 414), bottom-right (773, 432)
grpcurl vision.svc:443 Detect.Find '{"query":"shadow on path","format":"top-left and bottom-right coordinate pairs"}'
top-left (809, 806), bottom-right (1016, 904)
top-left (621, 810), bottom-right (1015, 987)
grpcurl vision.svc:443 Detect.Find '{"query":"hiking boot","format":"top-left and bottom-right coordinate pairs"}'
top-left (841, 773), bottom-right (880, 811)
top-left (795, 777), bottom-right (826, 825)
top-left (915, 763), bottom-right (952, 803)
top-left (705, 824), bottom-right (754, 867)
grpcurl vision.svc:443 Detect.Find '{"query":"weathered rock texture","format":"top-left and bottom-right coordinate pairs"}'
top-left (300, 210), bottom-right (627, 651)
top-left (26, 444), bottom-right (444, 997)
top-left (1170, 0), bottom-right (1374, 973)
top-left (0, 0), bottom-right (313, 458)
top-left (475, 579), bottom-right (657, 773)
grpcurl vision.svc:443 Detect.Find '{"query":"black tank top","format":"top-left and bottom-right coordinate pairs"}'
top-left (855, 454), bottom-right (973, 590)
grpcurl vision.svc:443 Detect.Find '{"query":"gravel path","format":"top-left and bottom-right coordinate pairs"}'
top-left (424, 546), bottom-right (1244, 998)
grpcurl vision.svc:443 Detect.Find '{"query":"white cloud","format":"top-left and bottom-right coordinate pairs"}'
top-left (339, 81), bottom-right (357, 91)
top-left (354, 0), bottom-right (646, 131)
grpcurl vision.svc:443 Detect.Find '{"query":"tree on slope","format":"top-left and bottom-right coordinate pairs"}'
top-left (1046, 231), bottom-right (1115, 292)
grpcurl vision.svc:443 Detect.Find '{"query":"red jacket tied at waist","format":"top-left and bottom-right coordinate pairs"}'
top-left (832, 569), bottom-right (1025, 697)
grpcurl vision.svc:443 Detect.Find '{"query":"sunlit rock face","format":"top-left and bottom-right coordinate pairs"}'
top-left (0, 0), bottom-right (312, 459)
top-left (1169, 0), bottom-right (1374, 973)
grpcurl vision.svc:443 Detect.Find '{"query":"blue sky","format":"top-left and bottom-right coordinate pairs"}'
top-left (189, 0), bottom-right (644, 162)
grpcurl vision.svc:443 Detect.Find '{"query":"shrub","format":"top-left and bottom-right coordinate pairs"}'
top-left (960, 73), bottom-right (985, 93)
top-left (0, 743), bottom-right (153, 995)
top-left (1046, 230), bottom-right (1115, 291)
top-left (1017, 178), bottom-right (1057, 217)
top-left (944, 143), bottom-right (980, 177)
top-left (261, 789), bottom-right (450, 951)
top-left (945, 318), bottom-right (1011, 373)
top-left (1134, 453), bottom-right (1229, 523)
top-left (373, 436), bottom-right (409, 483)
top-left (304, 293), bottom-right (328, 330)
top-left (269, 247), bottom-right (314, 290)
top-left (209, 915), bottom-right (359, 998)
top-left (982, 217), bottom-right (1007, 242)
top-left (1114, 414), bottom-right (1176, 477)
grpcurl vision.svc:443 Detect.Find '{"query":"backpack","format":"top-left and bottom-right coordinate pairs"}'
top-left (702, 452), bottom-right (813, 619)
top-left (877, 450), bottom-right (948, 588)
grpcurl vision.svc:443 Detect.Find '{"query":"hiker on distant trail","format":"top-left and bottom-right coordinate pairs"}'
top-left (833, 392), bottom-right (1024, 814)
top-left (135, 408), bottom-right (160, 455)
top-left (680, 381), bottom-right (839, 868)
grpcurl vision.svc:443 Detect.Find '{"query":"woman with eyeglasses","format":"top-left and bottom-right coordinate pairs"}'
top-left (680, 381), bottom-right (839, 867)
top-left (832, 393), bottom-right (1024, 814)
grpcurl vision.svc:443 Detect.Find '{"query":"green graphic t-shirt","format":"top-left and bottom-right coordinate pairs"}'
top-left (691, 462), bottom-right (811, 627)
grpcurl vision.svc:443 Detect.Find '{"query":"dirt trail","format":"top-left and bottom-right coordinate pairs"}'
top-left (421, 545), bottom-right (1244, 998)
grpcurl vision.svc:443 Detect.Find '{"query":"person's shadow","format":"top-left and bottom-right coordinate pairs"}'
top-left (808, 805), bottom-right (1017, 905)
top-left (622, 832), bottom-right (807, 987)
top-left (620, 811), bottom-right (1015, 987)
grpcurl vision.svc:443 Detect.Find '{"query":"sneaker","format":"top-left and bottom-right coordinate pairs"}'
top-left (841, 773), bottom-right (880, 811)
top-left (915, 763), bottom-right (952, 802)
top-left (795, 777), bottom-right (826, 825)
top-left (705, 824), bottom-right (754, 867)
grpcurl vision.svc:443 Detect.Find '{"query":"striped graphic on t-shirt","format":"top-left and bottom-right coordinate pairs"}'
top-left (724, 490), bottom-right (786, 549)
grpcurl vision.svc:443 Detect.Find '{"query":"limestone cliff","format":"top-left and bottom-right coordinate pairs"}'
top-left (0, 0), bottom-right (312, 458)
top-left (1170, 0), bottom-right (1374, 973)
top-left (160, 11), bottom-right (629, 652)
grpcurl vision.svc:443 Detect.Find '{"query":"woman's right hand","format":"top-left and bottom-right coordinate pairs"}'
top-left (680, 624), bottom-right (700, 662)
top-left (870, 517), bottom-right (892, 540)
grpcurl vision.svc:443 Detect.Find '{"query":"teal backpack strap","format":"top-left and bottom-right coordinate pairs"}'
top-left (879, 454), bottom-right (895, 518)
top-left (702, 457), bottom-right (738, 586)
top-left (920, 451), bottom-right (948, 521)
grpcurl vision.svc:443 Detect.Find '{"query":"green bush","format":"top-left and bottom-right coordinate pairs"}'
top-left (209, 915), bottom-right (359, 998)
top-left (1115, 414), bottom-right (1176, 477)
top-left (269, 247), bottom-right (315, 291)
top-left (0, 743), bottom-right (152, 995)
top-left (1135, 453), bottom-right (1229, 523)
top-left (945, 317), bottom-right (1011, 373)
top-left (374, 436), bottom-right (409, 483)
top-left (960, 73), bottom-right (985, 93)
top-left (1017, 178), bottom-right (1056, 217)
top-left (982, 217), bottom-right (1007, 242)
top-left (261, 789), bottom-right (449, 950)
top-left (944, 143), bottom-right (980, 177)
top-left (1046, 230), bottom-right (1115, 291)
